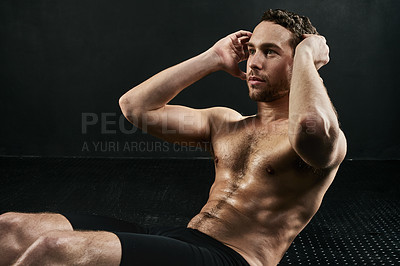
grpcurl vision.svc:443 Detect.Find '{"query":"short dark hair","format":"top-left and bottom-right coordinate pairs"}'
top-left (260, 9), bottom-right (318, 49)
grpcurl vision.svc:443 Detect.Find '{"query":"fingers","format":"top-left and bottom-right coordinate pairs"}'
top-left (238, 36), bottom-right (251, 49)
top-left (238, 36), bottom-right (251, 45)
top-left (232, 30), bottom-right (252, 46)
top-left (238, 35), bottom-right (250, 58)
top-left (231, 32), bottom-right (251, 46)
top-left (230, 63), bottom-right (247, 80)
top-left (234, 70), bottom-right (247, 80)
top-left (234, 30), bottom-right (252, 39)
top-left (298, 34), bottom-right (330, 70)
top-left (228, 33), bottom-right (251, 62)
top-left (214, 30), bottom-right (252, 80)
top-left (233, 31), bottom-right (251, 79)
top-left (302, 34), bottom-right (327, 44)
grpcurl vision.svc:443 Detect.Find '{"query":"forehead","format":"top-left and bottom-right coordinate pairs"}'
top-left (250, 21), bottom-right (293, 49)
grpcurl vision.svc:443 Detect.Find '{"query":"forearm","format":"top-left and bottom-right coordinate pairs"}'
top-left (119, 49), bottom-right (220, 113)
top-left (289, 50), bottom-right (339, 138)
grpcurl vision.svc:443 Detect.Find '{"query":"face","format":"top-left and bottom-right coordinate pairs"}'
top-left (246, 21), bottom-right (295, 102)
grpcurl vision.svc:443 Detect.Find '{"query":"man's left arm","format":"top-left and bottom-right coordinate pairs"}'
top-left (288, 34), bottom-right (347, 169)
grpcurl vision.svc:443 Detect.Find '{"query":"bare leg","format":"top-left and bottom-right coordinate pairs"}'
top-left (0, 212), bottom-right (73, 265)
top-left (14, 230), bottom-right (122, 266)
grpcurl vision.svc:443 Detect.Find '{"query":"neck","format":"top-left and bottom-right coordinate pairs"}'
top-left (256, 93), bottom-right (289, 123)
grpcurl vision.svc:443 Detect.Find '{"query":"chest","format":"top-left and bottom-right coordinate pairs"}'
top-left (211, 122), bottom-right (298, 175)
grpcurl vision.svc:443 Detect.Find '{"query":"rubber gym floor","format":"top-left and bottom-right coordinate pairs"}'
top-left (0, 157), bottom-right (398, 265)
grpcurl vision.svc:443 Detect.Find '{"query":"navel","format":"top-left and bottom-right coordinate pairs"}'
top-left (214, 156), bottom-right (219, 165)
top-left (266, 164), bottom-right (275, 175)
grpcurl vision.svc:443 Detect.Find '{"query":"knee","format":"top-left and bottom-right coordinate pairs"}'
top-left (0, 212), bottom-right (72, 235)
top-left (0, 212), bottom-right (34, 249)
top-left (0, 211), bottom-right (22, 226)
top-left (0, 211), bottom-right (73, 249)
top-left (0, 212), bottom-right (24, 236)
top-left (0, 212), bottom-right (74, 265)
top-left (0, 212), bottom-right (27, 263)
top-left (16, 231), bottom-right (122, 266)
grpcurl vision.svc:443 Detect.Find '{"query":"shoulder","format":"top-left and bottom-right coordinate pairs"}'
top-left (203, 106), bottom-right (243, 123)
top-left (201, 106), bottom-right (244, 137)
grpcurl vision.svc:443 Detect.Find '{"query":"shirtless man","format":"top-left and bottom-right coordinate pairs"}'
top-left (0, 9), bottom-right (346, 266)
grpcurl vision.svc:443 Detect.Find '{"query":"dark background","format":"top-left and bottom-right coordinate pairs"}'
top-left (1, 2), bottom-right (399, 264)
top-left (1, 0), bottom-right (399, 159)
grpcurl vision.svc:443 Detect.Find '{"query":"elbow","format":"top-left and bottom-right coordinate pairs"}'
top-left (119, 95), bottom-right (130, 118)
top-left (119, 95), bottom-right (141, 124)
top-left (118, 95), bottom-right (129, 116)
top-left (290, 113), bottom-right (340, 168)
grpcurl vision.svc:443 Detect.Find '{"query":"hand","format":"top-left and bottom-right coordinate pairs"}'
top-left (296, 34), bottom-right (330, 70)
top-left (209, 30), bottom-right (252, 80)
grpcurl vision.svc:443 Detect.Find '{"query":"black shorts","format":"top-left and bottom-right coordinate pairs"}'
top-left (63, 213), bottom-right (249, 266)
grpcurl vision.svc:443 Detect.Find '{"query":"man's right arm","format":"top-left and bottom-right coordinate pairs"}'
top-left (119, 30), bottom-right (252, 146)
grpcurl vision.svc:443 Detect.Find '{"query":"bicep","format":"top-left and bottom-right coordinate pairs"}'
top-left (131, 104), bottom-right (212, 146)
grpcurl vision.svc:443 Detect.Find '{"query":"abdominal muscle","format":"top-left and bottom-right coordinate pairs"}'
top-left (186, 117), bottom-right (337, 265)
top-left (187, 164), bottom-right (334, 266)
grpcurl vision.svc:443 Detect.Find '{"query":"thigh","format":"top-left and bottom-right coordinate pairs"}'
top-left (115, 232), bottom-right (215, 266)
top-left (0, 212), bottom-right (73, 265)
top-left (0, 212), bottom-right (72, 245)
top-left (15, 230), bottom-right (122, 266)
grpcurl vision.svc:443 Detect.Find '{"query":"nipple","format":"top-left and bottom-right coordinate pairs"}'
top-left (266, 164), bottom-right (275, 175)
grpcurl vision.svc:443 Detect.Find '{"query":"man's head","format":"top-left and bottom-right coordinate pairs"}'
top-left (246, 9), bottom-right (318, 102)
top-left (260, 9), bottom-right (318, 52)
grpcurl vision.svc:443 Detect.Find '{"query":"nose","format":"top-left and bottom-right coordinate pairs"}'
top-left (248, 51), bottom-right (263, 70)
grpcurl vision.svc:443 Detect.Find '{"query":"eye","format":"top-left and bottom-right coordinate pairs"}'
top-left (265, 49), bottom-right (276, 55)
top-left (248, 48), bottom-right (256, 55)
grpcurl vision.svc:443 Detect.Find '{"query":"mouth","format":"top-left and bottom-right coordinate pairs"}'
top-left (248, 76), bottom-right (266, 86)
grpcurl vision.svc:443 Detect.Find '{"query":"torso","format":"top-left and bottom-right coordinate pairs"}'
top-left (187, 114), bottom-right (340, 266)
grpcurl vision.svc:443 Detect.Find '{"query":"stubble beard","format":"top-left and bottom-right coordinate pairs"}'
top-left (248, 78), bottom-right (291, 102)
top-left (248, 70), bottom-right (292, 102)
